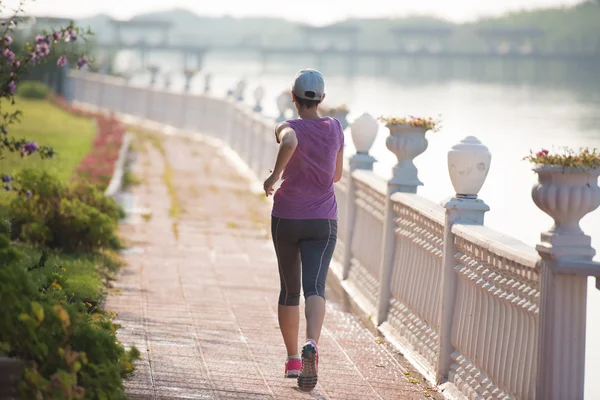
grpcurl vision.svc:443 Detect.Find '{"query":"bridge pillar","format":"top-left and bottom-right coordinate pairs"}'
top-left (342, 113), bottom-right (378, 280)
top-left (378, 56), bottom-right (391, 76)
top-left (196, 52), bottom-right (205, 71)
top-left (140, 49), bottom-right (147, 69)
top-left (260, 51), bottom-right (268, 74)
top-left (533, 166), bottom-right (600, 400)
top-left (376, 122), bottom-right (430, 324)
top-left (436, 136), bottom-right (492, 384)
top-left (315, 51), bottom-right (325, 72)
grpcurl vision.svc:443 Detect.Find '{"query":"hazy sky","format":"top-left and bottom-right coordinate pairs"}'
top-left (7, 0), bottom-right (586, 25)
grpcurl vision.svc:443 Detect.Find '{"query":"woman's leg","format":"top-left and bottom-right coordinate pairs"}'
top-left (304, 296), bottom-right (326, 343)
top-left (278, 305), bottom-right (299, 357)
top-left (299, 219), bottom-right (338, 343)
top-left (272, 217), bottom-right (302, 356)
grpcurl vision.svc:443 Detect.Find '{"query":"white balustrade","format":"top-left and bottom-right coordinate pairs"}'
top-left (332, 168), bottom-right (350, 268)
top-left (346, 171), bottom-right (386, 310)
top-left (449, 225), bottom-right (539, 399)
top-left (385, 193), bottom-right (445, 380)
top-left (66, 71), bottom-right (600, 400)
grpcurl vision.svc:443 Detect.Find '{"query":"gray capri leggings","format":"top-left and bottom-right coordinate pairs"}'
top-left (272, 217), bottom-right (338, 306)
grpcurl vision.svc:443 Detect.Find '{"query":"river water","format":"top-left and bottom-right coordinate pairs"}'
top-left (121, 53), bottom-right (600, 398)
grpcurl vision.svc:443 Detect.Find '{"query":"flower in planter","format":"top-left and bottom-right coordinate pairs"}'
top-left (524, 147), bottom-right (600, 170)
top-left (378, 115), bottom-right (441, 132)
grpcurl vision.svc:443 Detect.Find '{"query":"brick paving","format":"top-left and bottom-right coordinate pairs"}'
top-left (106, 131), bottom-right (441, 400)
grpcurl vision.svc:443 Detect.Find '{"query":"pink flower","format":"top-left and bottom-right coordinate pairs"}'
top-left (3, 48), bottom-right (15, 62)
top-left (536, 149), bottom-right (549, 158)
top-left (77, 56), bottom-right (87, 69)
top-left (57, 56), bottom-right (67, 68)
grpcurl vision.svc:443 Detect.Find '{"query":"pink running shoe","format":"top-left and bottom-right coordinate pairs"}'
top-left (285, 358), bottom-right (302, 378)
top-left (298, 339), bottom-right (319, 392)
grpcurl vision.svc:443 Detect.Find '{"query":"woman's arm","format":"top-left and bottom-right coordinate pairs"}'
top-left (264, 126), bottom-right (298, 196)
top-left (273, 127), bottom-right (298, 177)
top-left (274, 122), bottom-right (291, 144)
top-left (333, 148), bottom-right (344, 183)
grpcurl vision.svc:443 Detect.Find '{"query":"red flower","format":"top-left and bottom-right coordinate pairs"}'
top-left (536, 149), bottom-right (550, 158)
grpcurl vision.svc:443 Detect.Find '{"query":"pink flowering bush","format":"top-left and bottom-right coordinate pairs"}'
top-left (0, 7), bottom-right (91, 193)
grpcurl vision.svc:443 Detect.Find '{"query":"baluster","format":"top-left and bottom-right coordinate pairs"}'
top-left (224, 96), bottom-right (236, 149)
top-left (204, 73), bottom-right (212, 94)
top-left (435, 136), bottom-right (491, 384)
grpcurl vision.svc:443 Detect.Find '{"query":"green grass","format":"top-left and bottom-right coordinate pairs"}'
top-left (15, 243), bottom-right (121, 305)
top-left (0, 97), bottom-right (96, 183)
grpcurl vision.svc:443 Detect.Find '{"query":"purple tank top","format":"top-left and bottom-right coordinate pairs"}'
top-left (272, 117), bottom-right (344, 220)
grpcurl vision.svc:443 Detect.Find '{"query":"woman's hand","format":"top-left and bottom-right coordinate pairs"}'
top-left (263, 171), bottom-right (280, 197)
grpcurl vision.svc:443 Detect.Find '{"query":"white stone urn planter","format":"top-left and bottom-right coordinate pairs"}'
top-left (287, 93), bottom-right (297, 119)
top-left (532, 165), bottom-right (600, 236)
top-left (233, 79), bottom-right (246, 102)
top-left (318, 107), bottom-right (331, 118)
top-left (253, 85), bottom-right (265, 112)
top-left (385, 123), bottom-right (428, 188)
top-left (276, 91), bottom-right (289, 122)
top-left (351, 113), bottom-right (378, 154)
top-left (183, 68), bottom-right (198, 92)
top-left (332, 109), bottom-right (349, 130)
top-left (448, 136), bottom-right (492, 198)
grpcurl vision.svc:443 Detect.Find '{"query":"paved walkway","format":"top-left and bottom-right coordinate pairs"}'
top-left (106, 130), bottom-right (441, 400)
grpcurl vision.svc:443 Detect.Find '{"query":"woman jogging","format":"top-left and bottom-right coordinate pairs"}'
top-left (263, 69), bottom-right (344, 392)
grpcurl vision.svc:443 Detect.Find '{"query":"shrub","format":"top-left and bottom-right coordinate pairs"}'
top-left (0, 258), bottom-right (140, 399)
top-left (8, 168), bottom-right (123, 253)
top-left (0, 220), bottom-right (21, 264)
top-left (16, 81), bottom-right (51, 99)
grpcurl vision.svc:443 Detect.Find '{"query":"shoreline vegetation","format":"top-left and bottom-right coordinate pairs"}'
top-left (77, 2), bottom-right (600, 55)
top-left (0, 91), bottom-right (139, 399)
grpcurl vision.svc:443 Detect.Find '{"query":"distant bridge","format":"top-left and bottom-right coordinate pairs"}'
top-left (94, 40), bottom-right (600, 76)
top-left (29, 16), bottom-right (600, 76)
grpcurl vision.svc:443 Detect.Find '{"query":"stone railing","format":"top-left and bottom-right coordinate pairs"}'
top-left (66, 71), bottom-right (600, 400)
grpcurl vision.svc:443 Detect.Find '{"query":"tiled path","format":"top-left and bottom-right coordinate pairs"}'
top-left (106, 130), bottom-right (441, 400)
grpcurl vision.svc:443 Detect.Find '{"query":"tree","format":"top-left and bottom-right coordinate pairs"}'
top-left (0, 1), bottom-right (91, 193)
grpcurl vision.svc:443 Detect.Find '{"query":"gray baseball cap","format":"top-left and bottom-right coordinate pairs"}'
top-left (292, 69), bottom-right (325, 101)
